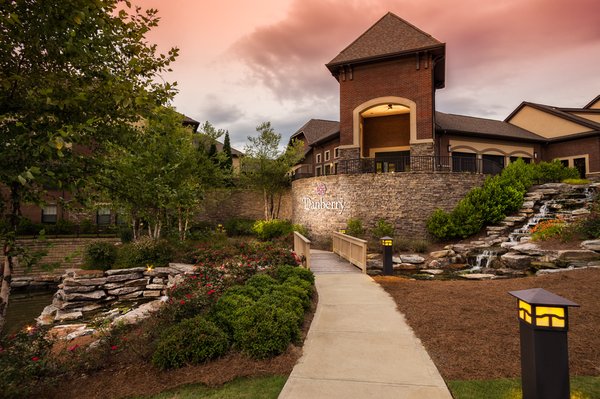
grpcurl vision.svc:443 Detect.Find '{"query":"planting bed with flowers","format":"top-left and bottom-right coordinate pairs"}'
top-left (0, 238), bottom-right (315, 399)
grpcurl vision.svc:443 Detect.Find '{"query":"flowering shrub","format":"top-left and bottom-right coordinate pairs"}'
top-left (0, 327), bottom-right (55, 398)
top-left (165, 275), bottom-right (221, 322)
top-left (530, 219), bottom-right (565, 241)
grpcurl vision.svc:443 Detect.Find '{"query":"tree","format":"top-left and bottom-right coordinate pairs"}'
top-left (95, 107), bottom-right (221, 241)
top-left (222, 132), bottom-right (234, 172)
top-left (242, 122), bottom-right (304, 220)
top-left (0, 0), bottom-right (177, 332)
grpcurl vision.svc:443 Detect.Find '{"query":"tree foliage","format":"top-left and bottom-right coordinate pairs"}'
top-left (241, 122), bottom-right (304, 220)
top-left (95, 107), bottom-right (221, 240)
top-left (0, 0), bottom-right (177, 332)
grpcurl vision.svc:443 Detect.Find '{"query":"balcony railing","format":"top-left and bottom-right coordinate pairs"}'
top-left (292, 156), bottom-right (503, 179)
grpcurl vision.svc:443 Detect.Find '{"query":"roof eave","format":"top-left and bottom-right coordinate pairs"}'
top-left (326, 43), bottom-right (446, 76)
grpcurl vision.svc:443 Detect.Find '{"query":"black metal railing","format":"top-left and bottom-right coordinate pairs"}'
top-left (292, 156), bottom-right (504, 180)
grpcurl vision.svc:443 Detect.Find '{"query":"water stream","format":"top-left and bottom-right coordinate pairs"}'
top-left (4, 290), bottom-right (55, 335)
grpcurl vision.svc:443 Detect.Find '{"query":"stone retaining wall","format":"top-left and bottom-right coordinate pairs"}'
top-left (39, 263), bottom-right (195, 324)
top-left (292, 172), bottom-right (486, 244)
top-left (198, 188), bottom-right (292, 223)
top-left (13, 237), bottom-right (119, 276)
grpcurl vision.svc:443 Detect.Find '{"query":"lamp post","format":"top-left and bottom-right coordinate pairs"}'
top-left (380, 236), bottom-right (393, 275)
top-left (508, 288), bottom-right (579, 399)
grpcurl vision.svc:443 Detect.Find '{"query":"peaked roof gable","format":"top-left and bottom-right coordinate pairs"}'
top-left (290, 119), bottom-right (340, 145)
top-left (326, 12), bottom-right (443, 69)
top-left (506, 102), bottom-right (600, 139)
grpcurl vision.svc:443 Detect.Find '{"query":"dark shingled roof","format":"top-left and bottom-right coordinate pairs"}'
top-left (326, 12), bottom-right (443, 69)
top-left (435, 111), bottom-right (546, 142)
top-left (290, 119), bottom-right (340, 145)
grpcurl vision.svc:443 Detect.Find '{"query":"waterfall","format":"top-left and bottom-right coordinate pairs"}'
top-left (509, 201), bottom-right (554, 242)
top-left (470, 250), bottom-right (496, 271)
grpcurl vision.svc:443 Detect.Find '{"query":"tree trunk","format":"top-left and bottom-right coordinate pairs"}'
top-left (0, 184), bottom-right (21, 333)
top-left (263, 189), bottom-right (269, 220)
top-left (0, 245), bottom-right (12, 334)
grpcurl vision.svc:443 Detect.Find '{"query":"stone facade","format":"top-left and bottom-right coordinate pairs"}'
top-left (292, 172), bottom-right (486, 244)
top-left (198, 188), bottom-right (292, 223)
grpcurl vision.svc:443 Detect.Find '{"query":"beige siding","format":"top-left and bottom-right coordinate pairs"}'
top-left (508, 106), bottom-right (589, 138)
top-left (572, 112), bottom-right (600, 124)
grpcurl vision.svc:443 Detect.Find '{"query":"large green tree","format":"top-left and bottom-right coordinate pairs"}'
top-left (0, 0), bottom-right (177, 332)
top-left (95, 107), bottom-right (221, 241)
top-left (242, 122), bottom-right (304, 220)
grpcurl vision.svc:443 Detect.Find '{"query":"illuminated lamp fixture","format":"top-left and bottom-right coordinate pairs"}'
top-left (534, 152), bottom-right (538, 159)
top-left (387, 104), bottom-right (393, 110)
top-left (380, 236), bottom-right (393, 275)
top-left (508, 288), bottom-right (579, 399)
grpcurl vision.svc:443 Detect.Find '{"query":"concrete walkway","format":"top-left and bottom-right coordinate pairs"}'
top-left (279, 251), bottom-right (452, 399)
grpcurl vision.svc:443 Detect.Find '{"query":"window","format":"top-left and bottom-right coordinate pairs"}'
top-left (41, 204), bottom-right (57, 224)
top-left (324, 164), bottom-right (331, 175)
top-left (97, 208), bottom-right (111, 225)
top-left (333, 162), bottom-right (338, 174)
top-left (334, 148), bottom-right (340, 159)
top-left (324, 150), bottom-right (330, 162)
top-left (482, 154), bottom-right (505, 174)
top-left (315, 166), bottom-right (322, 176)
top-left (316, 153), bottom-right (322, 163)
top-left (452, 152), bottom-right (477, 173)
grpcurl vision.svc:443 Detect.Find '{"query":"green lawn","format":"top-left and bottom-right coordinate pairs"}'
top-left (448, 376), bottom-right (600, 399)
top-left (133, 375), bottom-right (288, 399)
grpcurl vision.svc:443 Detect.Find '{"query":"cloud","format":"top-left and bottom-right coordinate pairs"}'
top-left (196, 94), bottom-right (247, 126)
top-left (227, 0), bottom-right (600, 118)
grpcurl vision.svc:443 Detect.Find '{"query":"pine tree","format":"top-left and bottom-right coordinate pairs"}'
top-left (222, 131), bottom-right (233, 172)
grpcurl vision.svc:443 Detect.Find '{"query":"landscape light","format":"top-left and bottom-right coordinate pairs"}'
top-left (509, 288), bottom-right (579, 399)
top-left (380, 236), bottom-right (393, 275)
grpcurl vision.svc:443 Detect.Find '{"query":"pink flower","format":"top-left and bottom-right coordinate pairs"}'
top-left (111, 345), bottom-right (118, 351)
top-left (68, 344), bottom-right (79, 352)
top-left (180, 300), bottom-right (186, 305)
top-left (185, 293), bottom-right (192, 299)
top-left (207, 289), bottom-right (216, 295)
top-left (31, 356), bottom-right (40, 361)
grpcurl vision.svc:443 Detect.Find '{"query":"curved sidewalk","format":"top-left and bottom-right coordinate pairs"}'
top-left (279, 252), bottom-right (452, 399)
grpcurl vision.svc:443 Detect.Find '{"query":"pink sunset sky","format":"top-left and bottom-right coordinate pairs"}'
top-left (137, 0), bottom-right (600, 150)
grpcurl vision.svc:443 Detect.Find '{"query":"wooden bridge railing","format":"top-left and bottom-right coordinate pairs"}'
top-left (293, 231), bottom-right (311, 270)
top-left (332, 231), bottom-right (368, 273)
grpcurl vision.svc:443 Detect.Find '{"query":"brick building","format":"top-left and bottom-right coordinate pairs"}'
top-left (292, 12), bottom-right (600, 179)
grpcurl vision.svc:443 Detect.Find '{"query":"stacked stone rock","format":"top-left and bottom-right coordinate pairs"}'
top-left (10, 274), bottom-right (60, 290)
top-left (40, 263), bottom-right (196, 324)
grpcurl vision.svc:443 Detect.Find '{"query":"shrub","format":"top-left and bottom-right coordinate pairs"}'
top-left (152, 316), bottom-right (229, 369)
top-left (372, 219), bottom-right (394, 239)
top-left (245, 274), bottom-right (278, 296)
top-left (166, 276), bottom-right (220, 322)
top-left (83, 242), bottom-right (118, 270)
top-left (578, 212), bottom-right (600, 239)
top-left (346, 218), bottom-right (365, 238)
top-left (0, 327), bottom-right (55, 398)
top-left (252, 219), bottom-right (294, 240)
top-left (115, 237), bottom-right (174, 268)
top-left (231, 301), bottom-right (300, 359)
top-left (293, 223), bottom-right (309, 238)
top-left (118, 227), bottom-right (133, 243)
top-left (426, 159), bottom-right (577, 240)
top-left (411, 240), bottom-right (430, 254)
top-left (393, 237), bottom-right (412, 252)
top-left (271, 265), bottom-right (315, 285)
top-left (213, 290), bottom-right (256, 333)
top-left (16, 218), bottom-right (43, 236)
top-left (224, 218), bottom-right (256, 236)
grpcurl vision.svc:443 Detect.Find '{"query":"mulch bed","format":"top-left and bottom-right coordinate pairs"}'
top-left (375, 268), bottom-right (600, 380)
top-left (41, 293), bottom-right (318, 399)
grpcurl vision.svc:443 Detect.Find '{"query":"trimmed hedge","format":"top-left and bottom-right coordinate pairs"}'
top-left (427, 160), bottom-right (579, 239)
top-left (213, 265), bottom-right (314, 359)
top-left (152, 316), bottom-right (229, 369)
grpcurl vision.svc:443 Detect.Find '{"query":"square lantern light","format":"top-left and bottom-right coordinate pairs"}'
top-left (380, 236), bottom-right (393, 247)
top-left (339, 229), bottom-right (346, 234)
top-left (509, 288), bottom-right (578, 331)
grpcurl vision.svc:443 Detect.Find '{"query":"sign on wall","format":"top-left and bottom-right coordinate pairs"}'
top-left (301, 182), bottom-right (346, 214)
